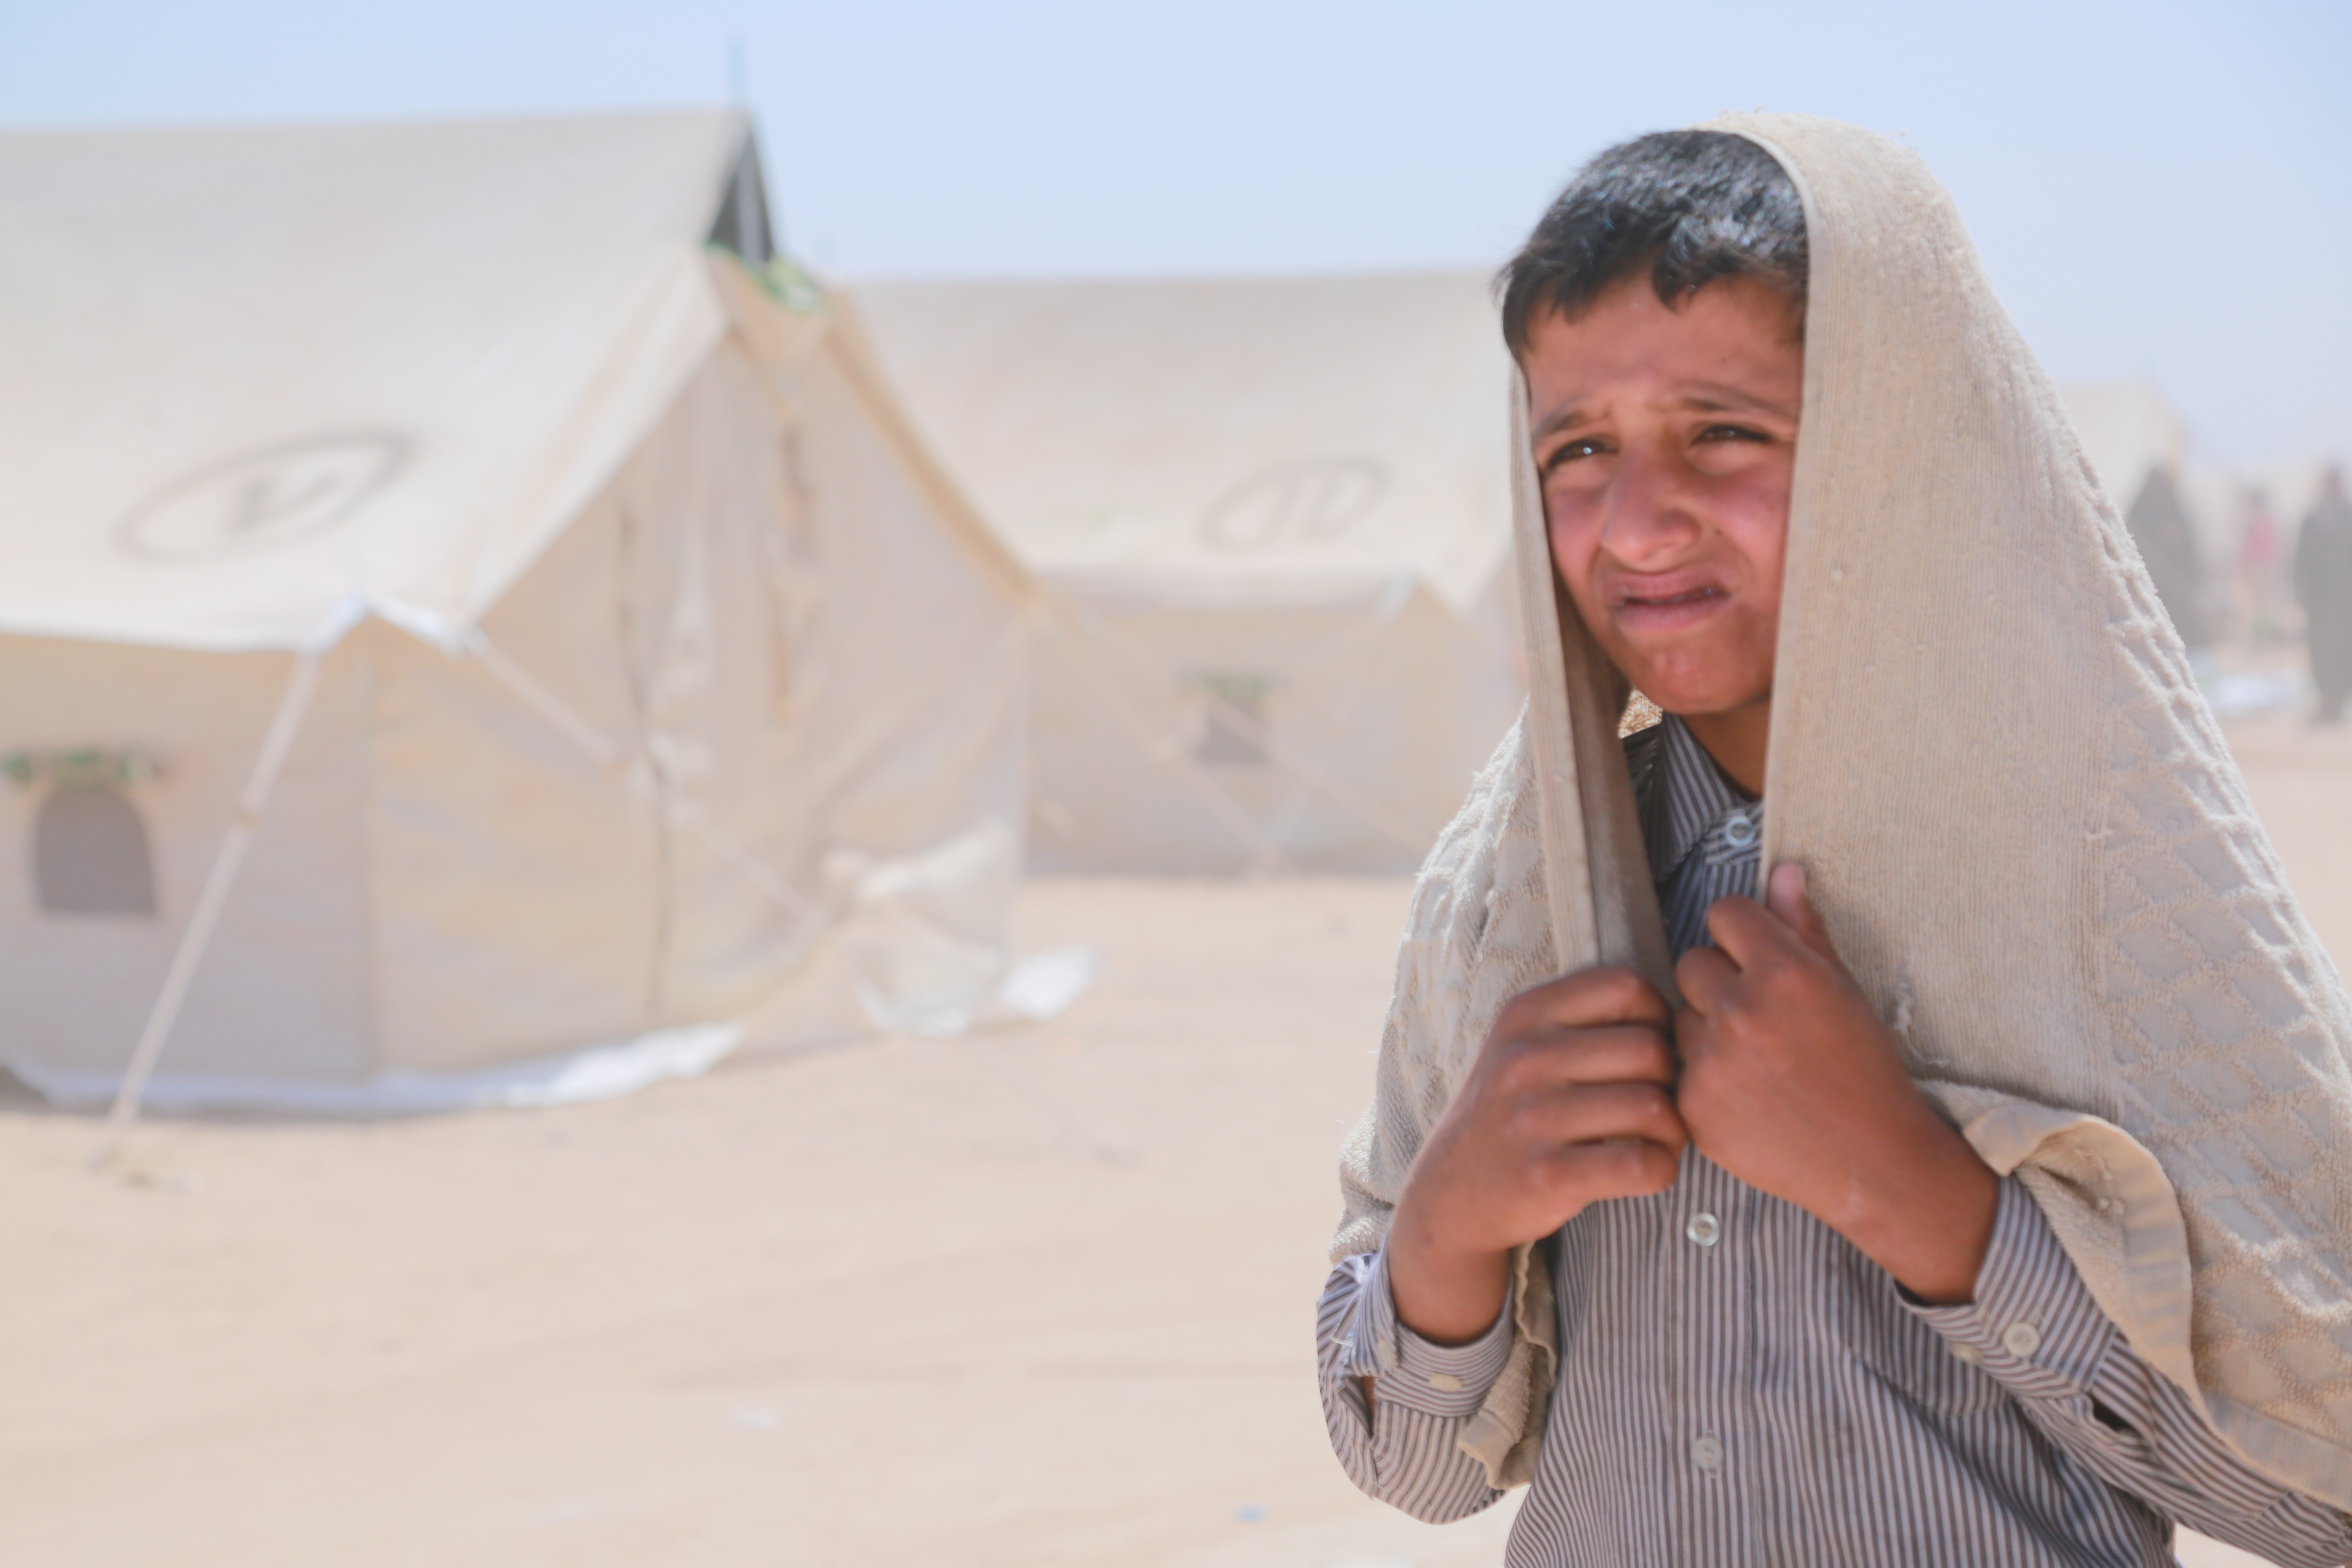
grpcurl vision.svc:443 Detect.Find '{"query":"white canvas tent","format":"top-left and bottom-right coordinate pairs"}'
top-left (855, 274), bottom-right (1526, 874)
top-left (0, 112), bottom-right (1044, 1115)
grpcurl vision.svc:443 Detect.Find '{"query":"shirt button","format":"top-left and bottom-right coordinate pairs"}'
top-left (1685, 1212), bottom-right (1721, 1247)
top-left (1950, 1341), bottom-right (1987, 1365)
top-left (1426, 1372), bottom-right (1463, 1392)
top-left (1722, 814), bottom-right (1757, 848)
top-left (1691, 1434), bottom-right (1725, 1472)
top-left (2002, 1321), bottom-right (2043, 1359)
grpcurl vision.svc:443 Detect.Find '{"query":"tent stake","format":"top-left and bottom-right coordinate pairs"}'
top-left (94, 648), bottom-right (326, 1169)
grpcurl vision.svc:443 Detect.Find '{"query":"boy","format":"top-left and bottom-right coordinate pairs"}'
top-left (1318, 118), bottom-right (2352, 1566)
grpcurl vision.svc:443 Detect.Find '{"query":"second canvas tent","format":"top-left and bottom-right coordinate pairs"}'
top-left (858, 274), bottom-right (1526, 873)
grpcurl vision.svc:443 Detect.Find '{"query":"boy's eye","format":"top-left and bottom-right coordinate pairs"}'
top-left (1695, 423), bottom-right (1770, 445)
top-left (1541, 437), bottom-right (1613, 474)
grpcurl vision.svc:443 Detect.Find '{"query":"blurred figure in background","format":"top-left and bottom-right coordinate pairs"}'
top-left (2236, 486), bottom-right (2287, 643)
top-left (2126, 466), bottom-right (2212, 655)
top-left (2296, 465), bottom-right (2352, 723)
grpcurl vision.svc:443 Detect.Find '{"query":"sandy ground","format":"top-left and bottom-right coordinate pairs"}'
top-left (5, 718), bottom-right (2349, 1568)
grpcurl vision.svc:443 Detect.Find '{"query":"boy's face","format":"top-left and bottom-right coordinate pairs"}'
top-left (1522, 275), bottom-right (1802, 724)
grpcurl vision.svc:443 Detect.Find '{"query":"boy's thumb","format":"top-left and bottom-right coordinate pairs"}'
top-left (1765, 862), bottom-right (1837, 959)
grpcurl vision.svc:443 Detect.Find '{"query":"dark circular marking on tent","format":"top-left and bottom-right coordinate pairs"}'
top-left (33, 784), bottom-right (158, 918)
top-left (1199, 457), bottom-right (1388, 551)
top-left (120, 431), bottom-right (412, 561)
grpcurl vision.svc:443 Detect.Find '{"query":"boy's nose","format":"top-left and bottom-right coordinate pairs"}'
top-left (1598, 457), bottom-right (1704, 566)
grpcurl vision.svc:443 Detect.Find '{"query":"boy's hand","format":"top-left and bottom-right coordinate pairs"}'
top-left (1675, 862), bottom-right (1996, 1304)
top-left (1387, 967), bottom-right (1688, 1344)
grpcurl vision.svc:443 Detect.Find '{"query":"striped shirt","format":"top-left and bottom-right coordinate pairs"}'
top-left (1317, 715), bottom-right (2352, 1567)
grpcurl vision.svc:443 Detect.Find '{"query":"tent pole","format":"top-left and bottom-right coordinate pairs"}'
top-left (93, 648), bottom-right (326, 1169)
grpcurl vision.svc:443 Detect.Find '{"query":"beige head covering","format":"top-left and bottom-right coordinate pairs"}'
top-left (1335, 111), bottom-right (2352, 1504)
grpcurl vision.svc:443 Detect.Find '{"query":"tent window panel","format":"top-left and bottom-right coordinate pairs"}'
top-left (32, 784), bottom-right (158, 918)
top-left (1189, 672), bottom-right (1272, 768)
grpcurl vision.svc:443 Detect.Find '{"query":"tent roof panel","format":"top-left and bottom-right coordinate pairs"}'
top-left (0, 112), bottom-right (746, 650)
top-left (851, 273), bottom-right (1514, 614)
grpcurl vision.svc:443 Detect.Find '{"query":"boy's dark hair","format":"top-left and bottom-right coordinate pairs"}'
top-left (1498, 130), bottom-right (1809, 358)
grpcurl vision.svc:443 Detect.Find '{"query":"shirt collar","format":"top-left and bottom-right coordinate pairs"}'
top-left (1642, 715), bottom-right (1760, 880)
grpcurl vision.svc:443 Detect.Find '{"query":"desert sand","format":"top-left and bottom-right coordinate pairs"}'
top-left (5, 717), bottom-right (2348, 1568)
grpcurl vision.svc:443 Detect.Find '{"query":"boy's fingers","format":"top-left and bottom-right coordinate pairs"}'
top-left (1493, 1024), bottom-right (1675, 1097)
top-left (1545, 1024), bottom-right (1678, 1085)
top-left (1529, 1080), bottom-right (1685, 1147)
top-left (1506, 965), bottom-right (1673, 1033)
top-left (1704, 890), bottom-right (1821, 974)
top-left (1674, 944), bottom-right (1740, 1018)
top-left (1700, 893), bottom-right (1769, 967)
top-left (1544, 1136), bottom-right (1683, 1198)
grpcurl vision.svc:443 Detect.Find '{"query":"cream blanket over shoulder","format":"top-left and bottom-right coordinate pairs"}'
top-left (1334, 111), bottom-right (2352, 1507)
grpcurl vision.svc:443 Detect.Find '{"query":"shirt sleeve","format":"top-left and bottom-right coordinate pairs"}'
top-left (1316, 1247), bottom-right (1514, 1524)
top-left (1907, 1178), bottom-right (2352, 1568)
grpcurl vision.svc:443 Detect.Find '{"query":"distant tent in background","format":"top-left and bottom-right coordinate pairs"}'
top-left (0, 112), bottom-right (1045, 1115)
top-left (855, 274), bottom-right (1526, 874)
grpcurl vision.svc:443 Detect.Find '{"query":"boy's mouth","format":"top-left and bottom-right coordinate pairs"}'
top-left (1612, 583), bottom-right (1731, 633)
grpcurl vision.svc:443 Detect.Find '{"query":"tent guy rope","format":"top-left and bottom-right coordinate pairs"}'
top-left (1032, 604), bottom-right (1294, 873)
top-left (460, 628), bottom-right (826, 925)
top-left (1042, 599), bottom-right (1435, 862)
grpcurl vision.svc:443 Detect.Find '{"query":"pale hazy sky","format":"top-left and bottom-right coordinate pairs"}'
top-left (2, 0), bottom-right (2345, 469)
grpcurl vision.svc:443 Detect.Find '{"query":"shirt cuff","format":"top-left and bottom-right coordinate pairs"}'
top-left (1905, 1175), bottom-right (2118, 1399)
top-left (1336, 1246), bottom-right (1517, 1418)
